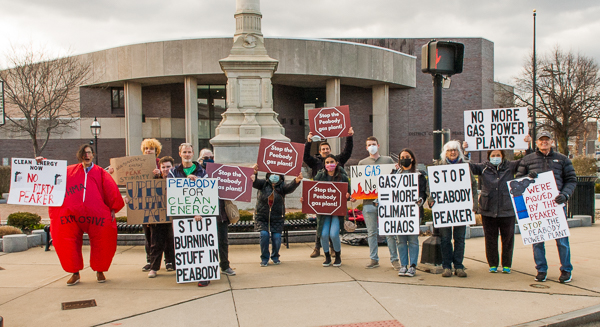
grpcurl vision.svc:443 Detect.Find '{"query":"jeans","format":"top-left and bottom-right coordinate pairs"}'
top-left (439, 226), bottom-right (466, 269)
top-left (482, 216), bottom-right (515, 268)
top-left (260, 230), bottom-right (282, 263)
top-left (320, 216), bottom-right (341, 253)
top-left (396, 235), bottom-right (420, 267)
top-left (362, 204), bottom-right (379, 261)
top-left (533, 237), bottom-right (572, 273)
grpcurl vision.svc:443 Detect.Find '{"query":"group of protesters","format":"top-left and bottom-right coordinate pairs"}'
top-left (45, 126), bottom-right (576, 287)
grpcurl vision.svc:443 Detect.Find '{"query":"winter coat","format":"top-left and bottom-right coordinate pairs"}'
top-left (469, 160), bottom-right (519, 218)
top-left (391, 168), bottom-right (429, 221)
top-left (253, 175), bottom-right (301, 233)
top-left (515, 149), bottom-right (577, 197)
top-left (303, 136), bottom-right (353, 178)
top-left (313, 169), bottom-right (351, 237)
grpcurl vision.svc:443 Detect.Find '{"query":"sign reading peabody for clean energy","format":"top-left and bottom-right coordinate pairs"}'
top-left (8, 158), bottom-right (67, 206)
top-left (166, 178), bottom-right (219, 216)
top-left (463, 107), bottom-right (529, 151)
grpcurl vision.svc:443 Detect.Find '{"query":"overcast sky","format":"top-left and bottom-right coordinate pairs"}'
top-left (1, 0), bottom-right (599, 83)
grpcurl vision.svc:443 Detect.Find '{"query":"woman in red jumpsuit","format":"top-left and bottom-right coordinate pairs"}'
top-left (48, 144), bottom-right (124, 285)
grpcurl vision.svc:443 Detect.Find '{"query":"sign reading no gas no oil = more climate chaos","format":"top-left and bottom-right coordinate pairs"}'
top-left (349, 164), bottom-right (396, 200)
top-left (301, 181), bottom-right (348, 216)
top-left (173, 217), bottom-right (220, 283)
top-left (508, 172), bottom-right (569, 245)
top-left (307, 105), bottom-right (352, 139)
top-left (463, 107), bottom-right (529, 151)
top-left (377, 173), bottom-right (420, 235)
top-left (427, 163), bottom-right (476, 228)
top-left (8, 158), bottom-right (67, 206)
top-left (166, 178), bottom-right (219, 216)
top-left (257, 138), bottom-right (304, 176)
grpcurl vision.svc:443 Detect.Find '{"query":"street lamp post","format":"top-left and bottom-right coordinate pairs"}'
top-left (532, 9), bottom-right (537, 149)
top-left (90, 117), bottom-right (101, 165)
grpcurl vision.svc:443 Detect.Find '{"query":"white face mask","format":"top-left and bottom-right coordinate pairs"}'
top-left (367, 145), bottom-right (378, 155)
top-left (490, 157), bottom-right (502, 166)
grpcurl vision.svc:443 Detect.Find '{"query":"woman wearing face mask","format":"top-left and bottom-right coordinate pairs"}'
top-left (391, 149), bottom-right (428, 277)
top-left (311, 155), bottom-right (355, 267)
top-left (252, 164), bottom-right (303, 267)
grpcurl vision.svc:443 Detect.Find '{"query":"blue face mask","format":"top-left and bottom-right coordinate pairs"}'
top-left (490, 157), bottom-right (502, 166)
top-left (269, 175), bottom-right (280, 184)
top-left (201, 158), bottom-right (214, 168)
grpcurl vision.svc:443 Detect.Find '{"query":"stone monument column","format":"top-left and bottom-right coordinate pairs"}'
top-left (211, 0), bottom-right (288, 164)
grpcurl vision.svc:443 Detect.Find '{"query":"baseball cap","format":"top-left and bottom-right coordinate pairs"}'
top-left (536, 130), bottom-right (553, 140)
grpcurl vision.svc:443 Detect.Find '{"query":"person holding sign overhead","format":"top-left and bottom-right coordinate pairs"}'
top-left (429, 140), bottom-right (477, 278)
top-left (515, 131), bottom-right (577, 283)
top-left (359, 136), bottom-right (395, 269)
top-left (252, 164), bottom-right (302, 267)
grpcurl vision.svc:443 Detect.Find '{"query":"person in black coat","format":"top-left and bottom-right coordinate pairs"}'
top-left (252, 164), bottom-right (302, 267)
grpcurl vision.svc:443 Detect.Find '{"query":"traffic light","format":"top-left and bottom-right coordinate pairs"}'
top-left (421, 40), bottom-right (464, 76)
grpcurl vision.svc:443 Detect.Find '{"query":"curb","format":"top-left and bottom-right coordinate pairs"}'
top-left (513, 304), bottom-right (600, 327)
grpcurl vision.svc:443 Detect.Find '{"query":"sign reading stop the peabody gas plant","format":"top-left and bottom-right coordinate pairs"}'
top-left (205, 163), bottom-right (254, 202)
top-left (257, 138), bottom-right (304, 176)
top-left (301, 181), bottom-right (348, 216)
top-left (307, 105), bottom-right (352, 139)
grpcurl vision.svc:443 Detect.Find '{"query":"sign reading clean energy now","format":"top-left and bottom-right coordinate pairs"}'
top-left (427, 163), bottom-right (475, 228)
top-left (463, 107), bottom-right (529, 151)
top-left (173, 217), bottom-right (220, 283)
top-left (377, 173), bottom-right (420, 235)
top-left (166, 178), bottom-right (219, 216)
top-left (8, 158), bottom-right (67, 206)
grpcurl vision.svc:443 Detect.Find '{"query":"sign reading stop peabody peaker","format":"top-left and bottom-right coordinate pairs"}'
top-left (205, 163), bottom-right (254, 202)
top-left (257, 138), bottom-right (304, 176)
top-left (307, 105), bottom-right (352, 139)
top-left (301, 181), bottom-right (348, 216)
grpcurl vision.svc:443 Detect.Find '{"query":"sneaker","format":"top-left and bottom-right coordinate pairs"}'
top-left (260, 261), bottom-right (268, 267)
top-left (148, 270), bottom-right (157, 278)
top-left (442, 268), bottom-right (452, 277)
top-left (406, 265), bottom-right (416, 277)
top-left (559, 271), bottom-right (572, 283)
top-left (67, 273), bottom-right (80, 286)
top-left (398, 266), bottom-right (408, 276)
top-left (222, 268), bottom-right (236, 276)
top-left (165, 263), bottom-right (175, 272)
top-left (96, 271), bottom-right (106, 283)
top-left (391, 261), bottom-right (401, 271)
top-left (489, 266), bottom-right (498, 273)
top-left (310, 248), bottom-right (320, 258)
top-left (272, 258), bottom-right (281, 265)
top-left (535, 271), bottom-right (547, 282)
top-left (142, 263), bottom-right (151, 272)
top-left (502, 267), bottom-right (511, 274)
top-left (365, 260), bottom-right (379, 269)
top-left (197, 281), bottom-right (210, 287)
top-left (455, 268), bottom-right (467, 278)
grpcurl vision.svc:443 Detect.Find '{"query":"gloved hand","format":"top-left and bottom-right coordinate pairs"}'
top-left (415, 198), bottom-right (424, 207)
top-left (528, 171), bottom-right (538, 179)
top-left (555, 194), bottom-right (568, 204)
top-left (428, 199), bottom-right (435, 208)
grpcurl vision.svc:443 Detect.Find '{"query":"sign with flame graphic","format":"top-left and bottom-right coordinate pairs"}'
top-left (349, 164), bottom-right (396, 200)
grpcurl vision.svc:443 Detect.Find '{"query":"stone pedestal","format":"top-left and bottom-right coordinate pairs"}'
top-left (2, 234), bottom-right (28, 253)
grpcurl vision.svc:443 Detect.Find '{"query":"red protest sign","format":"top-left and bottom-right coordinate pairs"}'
top-left (302, 180), bottom-right (348, 216)
top-left (257, 138), bottom-right (304, 176)
top-left (205, 163), bottom-right (254, 202)
top-left (308, 105), bottom-right (351, 139)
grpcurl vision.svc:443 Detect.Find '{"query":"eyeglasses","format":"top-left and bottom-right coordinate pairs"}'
top-left (446, 149), bottom-right (459, 152)
top-left (202, 156), bottom-right (214, 160)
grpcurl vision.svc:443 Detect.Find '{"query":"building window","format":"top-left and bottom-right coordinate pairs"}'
top-left (111, 87), bottom-right (125, 115)
top-left (198, 85), bottom-right (226, 150)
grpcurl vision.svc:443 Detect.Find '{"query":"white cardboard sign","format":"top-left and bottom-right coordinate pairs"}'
top-left (8, 158), bottom-right (67, 206)
top-left (173, 217), bottom-right (220, 283)
top-left (508, 172), bottom-right (570, 245)
top-left (349, 164), bottom-right (396, 200)
top-left (377, 173), bottom-right (420, 235)
top-left (166, 178), bottom-right (219, 216)
top-left (464, 107), bottom-right (529, 151)
top-left (427, 163), bottom-right (476, 228)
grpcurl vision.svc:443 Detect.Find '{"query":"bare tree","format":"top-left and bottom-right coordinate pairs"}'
top-left (503, 46), bottom-right (600, 155)
top-left (0, 45), bottom-right (90, 156)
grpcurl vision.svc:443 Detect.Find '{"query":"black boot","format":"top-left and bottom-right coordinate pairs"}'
top-left (323, 252), bottom-right (332, 267)
top-left (333, 251), bottom-right (341, 266)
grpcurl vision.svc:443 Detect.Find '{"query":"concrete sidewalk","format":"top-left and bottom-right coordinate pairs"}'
top-left (1, 224), bottom-right (599, 327)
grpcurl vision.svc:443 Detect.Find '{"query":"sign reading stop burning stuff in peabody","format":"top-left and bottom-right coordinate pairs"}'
top-left (301, 181), bottom-right (348, 216)
top-left (257, 138), bottom-right (304, 176)
top-left (307, 105), bottom-right (352, 139)
top-left (205, 163), bottom-right (254, 202)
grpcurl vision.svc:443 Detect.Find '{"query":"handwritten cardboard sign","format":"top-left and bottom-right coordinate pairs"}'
top-left (463, 107), bottom-right (529, 151)
top-left (257, 138), bottom-right (304, 176)
top-left (427, 163), bottom-right (476, 228)
top-left (349, 164), bottom-right (396, 200)
top-left (8, 158), bottom-right (67, 206)
top-left (308, 105), bottom-right (352, 139)
top-left (302, 181), bottom-right (348, 216)
top-left (377, 174), bottom-right (420, 235)
top-left (205, 163), bottom-right (254, 202)
top-left (125, 179), bottom-right (168, 224)
top-left (166, 178), bottom-right (219, 216)
top-left (173, 217), bottom-right (220, 283)
top-left (508, 172), bottom-right (569, 245)
top-left (110, 154), bottom-right (157, 185)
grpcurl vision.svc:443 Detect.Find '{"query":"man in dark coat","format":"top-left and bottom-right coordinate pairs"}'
top-left (516, 131), bottom-right (577, 283)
